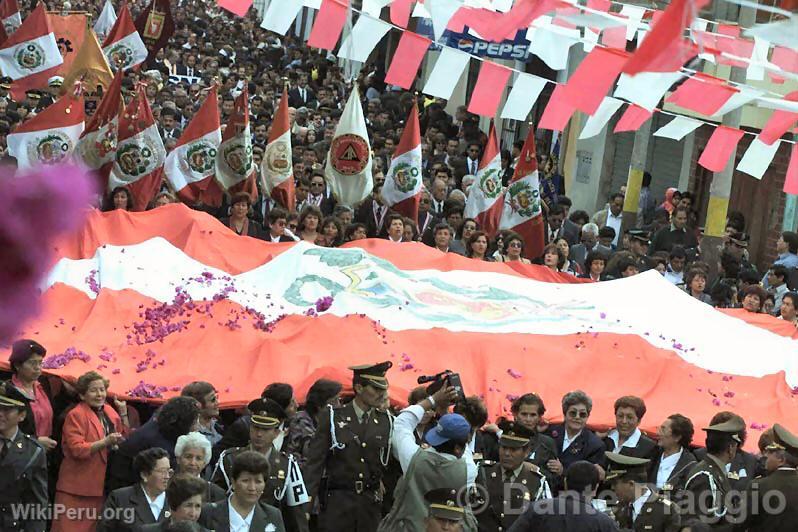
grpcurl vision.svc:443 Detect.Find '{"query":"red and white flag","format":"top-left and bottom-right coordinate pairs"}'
top-left (109, 84), bottom-right (166, 211)
top-left (0, 0), bottom-right (21, 36)
top-left (381, 104), bottom-right (422, 220)
top-left (94, 0), bottom-right (117, 43)
top-left (500, 128), bottom-right (545, 259)
top-left (102, 3), bottom-right (148, 73)
top-left (464, 122), bottom-right (504, 237)
top-left (75, 69), bottom-right (122, 183)
top-left (261, 87), bottom-right (294, 211)
top-left (0, 3), bottom-right (63, 100)
top-left (216, 86), bottom-right (257, 198)
top-left (165, 86), bottom-right (224, 207)
top-left (7, 91), bottom-right (84, 169)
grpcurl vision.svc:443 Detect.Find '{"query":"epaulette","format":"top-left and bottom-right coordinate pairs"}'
top-left (659, 496), bottom-right (674, 507)
top-left (480, 460), bottom-right (497, 467)
top-left (22, 432), bottom-right (44, 448)
top-left (526, 463), bottom-right (544, 477)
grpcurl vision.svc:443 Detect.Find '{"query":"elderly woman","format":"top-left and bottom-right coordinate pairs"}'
top-left (603, 396), bottom-right (657, 459)
top-left (221, 192), bottom-right (263, 238)
top-left (545, 390), bottom-right (606, 482)
top-left (98, 447), bottom-right (172, 531)
top-left (52, 371), bottom-right (129, 532)
top-left (7, 339), bottom-right (55, 449)
top-left (175, 432), bottom-right (226, 502)
top-left (496, 232), bottom-right (531, 264)
top-left (285, 379), bottom-right (342, 465)
top-left (297, 205), bottom-right (323, 243)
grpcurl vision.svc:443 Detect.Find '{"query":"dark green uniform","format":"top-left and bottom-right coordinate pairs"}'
top-left (0, 429), bottom-right (47, 531)
top-left (304, 401), bottom-right (392, 531)
top-left (613, 490), bottom-right (681, 532)
top-left (475, 460), bottom-right (549, 532)
top-left (211, 445), bottom-right (309, 532)
top-left (683, 455), bottom-right (733, 530)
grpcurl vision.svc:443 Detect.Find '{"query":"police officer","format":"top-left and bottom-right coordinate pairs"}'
top-left (682, 418), bottom-right (744, 531)
top-left (424, 488), bottom-right (467, 532)
top-left (0, 383), bottom-right (47, 532)
top-left (605, 452), bottom-right (681, 531)
top-left (738, 423), bottom-right (798, 531)
top-left (212, 398), bottom-right (309, 532)
top-left (304, 361), bottom-right (393, 531)
top-left (628, 230), bottom-right (654, 272)
top-left (474, 420), bottom-right (551, 532)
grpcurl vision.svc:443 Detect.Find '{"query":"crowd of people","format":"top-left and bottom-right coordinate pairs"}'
top-left (1, 0), bottom-right (797, 531)
top-left (3, 342), bottom-right (798, 532)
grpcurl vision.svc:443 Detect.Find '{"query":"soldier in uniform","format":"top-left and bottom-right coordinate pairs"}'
top-left (212, 398), bottom-right (309, 532)
top-left (737, 423), bottom-right (798, 531)
top-left (474, 420), bottom-right (551, 532)
top-left (424, 488), bottom-right (467, 532)
top-left (304, 361), bottom-right (394, 532)
top-left (0, 383), bottom-right (48, 532)
top-left (681, 418), bottom-right (744, 531)
top-left (628, 230), bottom-right (654, 272)
top-left (604, 452), bottom-right (681, 531)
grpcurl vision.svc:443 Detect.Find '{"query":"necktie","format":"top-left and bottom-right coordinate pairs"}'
top-left (504, 470), bottom-right (514, 483)
top-left (471, 161), bottom-right (477, 175)
top-left (0, 438), bottom-right (8, 460)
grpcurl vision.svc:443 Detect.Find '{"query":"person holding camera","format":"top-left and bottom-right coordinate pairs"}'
top-left (304, 362), bottom-right (393, 532)
top-left (378, 384), bottom-right (478, 531)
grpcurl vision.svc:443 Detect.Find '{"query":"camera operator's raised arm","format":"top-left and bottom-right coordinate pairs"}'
top-left (392, 386), bottom-right (458, 472)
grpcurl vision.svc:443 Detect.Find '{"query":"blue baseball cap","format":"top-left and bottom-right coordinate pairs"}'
top-left (424, 414), bottom-right (471, 447)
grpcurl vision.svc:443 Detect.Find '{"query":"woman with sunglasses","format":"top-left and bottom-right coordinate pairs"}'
top-left (544, 390), bottom-right (606, 489)
top-left (496, 232), bottom-right (532, 264)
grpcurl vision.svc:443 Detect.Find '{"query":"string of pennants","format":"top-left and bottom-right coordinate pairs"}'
top-left (243, 0), bottom-right (798, 191)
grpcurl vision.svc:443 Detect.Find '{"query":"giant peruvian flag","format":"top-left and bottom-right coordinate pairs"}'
top-left (216, 86), bottom-right (257, 198)
top-left (500, 128), bottom-right (545, 259)
top-left (165, 86), bottom-right (224, 207)
top-left (464, 122), bottom-right (504, 237)
top-left (5, 205), bottom-right (798, 451)
top-left (75, 69), bottom-right (122, 183)
top-left (0, 3), bottom-right (63, 100)
top-left (0, 0), bottom-right (21, 37)
top-left (7, 91), bottom-right (84, 169)
top-left (109, 84), bottom-right (166, 211)
top-left (102, 3), bottom-right (148, 73)
top-left (261, 87), bottom-right (294, 211)
top-left (381, 104), bottom-right (422, 220)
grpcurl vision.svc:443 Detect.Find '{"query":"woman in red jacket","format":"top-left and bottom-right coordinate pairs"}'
top-left (51, 371), bottom-right (129, 532)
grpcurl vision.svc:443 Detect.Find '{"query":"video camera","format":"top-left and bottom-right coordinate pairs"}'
top-left (417, 370), bottom-right (466, 407)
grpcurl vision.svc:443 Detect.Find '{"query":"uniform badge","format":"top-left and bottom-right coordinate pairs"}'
top-left (521, 479), bottom-right (527, 485)
top-left (16, 442), bottom-right (22, 448)
top-left (338, 421), bottom-right (348, 429)
top-left (491, 472), bottom-right (497, 478)
top-left (278, 470), bottom-right (285, 479)
top-left (523, 492), bottom-right (531, 500)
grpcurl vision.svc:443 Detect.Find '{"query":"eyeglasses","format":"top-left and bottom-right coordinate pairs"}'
top-left (153, 468), bottom-right (174, 477)
top-left (310, 182), bottom-right (324, 188)
top-left (288, 224), bottom-right (298, 230)
top-left (567, 410), bottom-right (589, 419)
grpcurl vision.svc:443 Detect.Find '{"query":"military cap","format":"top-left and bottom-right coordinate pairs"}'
top-left (766, 424), bottom-right (798, 458)
top-left (0, 382), bottom-right (29, 409)
top-left (349, 361), bottom-right (392, 390)
top-left (25, 90), bottom-right (41, 101)
top-left (604, 452), bottom-right (650, 481)
top-left (425, 488), bottom-right (465, 522)
top-left (247, 397), bottom-right (286, 426)
top-left (703, 418), bottom-right (745, 443)
top-left (497, 419), bottom-right (534, 449)
top-left (628, 229), bottom-right (650, 244)
top-left (0, 77), bottom-right (11, 90)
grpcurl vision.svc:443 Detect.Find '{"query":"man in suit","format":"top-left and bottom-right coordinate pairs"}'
top-left (474, 420), bottom-right (551, 532)
top-left (174, 53), bottom-right (199, 77)
top-left (592, 193), bottom-right (625, 247)
top-left (545, 204), bottom-right (579, 246)
top-left (159, 108), bottom-right (182, 141)
top-left (288, 76), bottom-right (316, 108)
top-left (464, 142), bottom-right (481, 177)
top-left (99, 448), bottom-right (171, 532)
top-left (354, 183), bottom-right (388, 238)
top-left (603, 396), bottom-right (657, 459)
top-left (304, 362), bottom-right (394, 532)
top-left (507, 461), bottom-right (618, 531)
top-left (0, 384), bottom-right (47, 532)
top-left (200, 451), bottom-right (286, 532)
top-left (570, 223), bottom-right (612, 270)
top-left (682, 418), bottom-right (745, 530)
top-left (604, 453), bottom-right (681, 531)
top-left (264, 208), bottom-right (299, 243)
top-left (303, 173), bottom-right (336, 217)
top-left (429, 178), bottom-right (448, 217)
top-left (417, 190), bottom-right (436, 238)
top-left (738, 423), bottom-right (798, 531)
